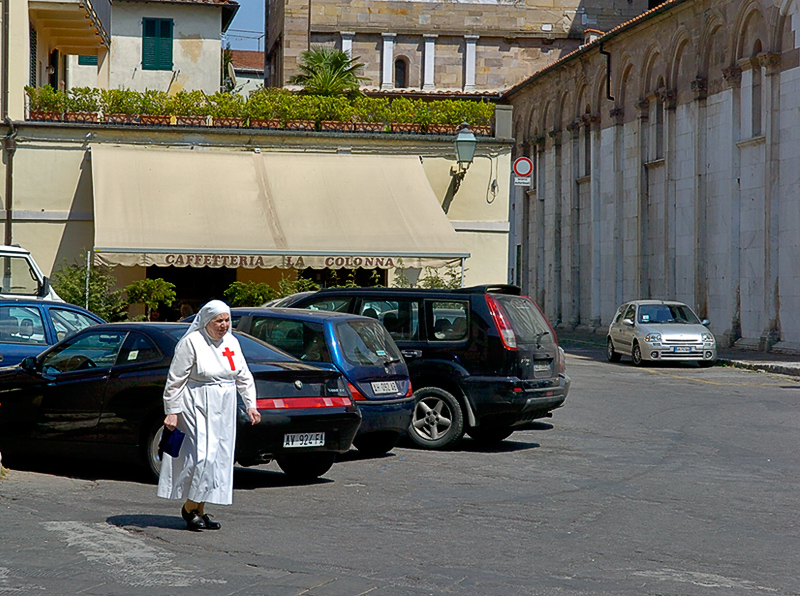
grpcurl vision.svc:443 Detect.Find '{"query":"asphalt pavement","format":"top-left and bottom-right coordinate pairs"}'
top-left (557, 327), bottom-right (800, 377)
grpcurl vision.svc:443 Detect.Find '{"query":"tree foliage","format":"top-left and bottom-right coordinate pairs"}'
top-left (223, 281), bottom-right (277, 307)
top-left (289, 46), bottom-right (367, 97)
top-left (125, 278), bottom-right (176, 321)
top-left (50, 257), bottom-right (128, 321)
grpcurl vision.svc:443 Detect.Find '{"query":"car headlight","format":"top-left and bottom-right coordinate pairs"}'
top-left (645, 333), bottom-right (662, 343)
top-left (702, 333), bottom-right (714, 343)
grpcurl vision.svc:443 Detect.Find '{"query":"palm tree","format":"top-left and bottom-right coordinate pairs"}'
top-left (289, 46), bottom-right (367, 97)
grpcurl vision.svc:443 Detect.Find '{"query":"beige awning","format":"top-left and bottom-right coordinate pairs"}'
top-left (90, 145), bottom-right (469, 269)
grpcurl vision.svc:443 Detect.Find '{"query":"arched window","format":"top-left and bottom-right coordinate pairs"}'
top-left (394, 58), bottom-right (408, 89)
top-left (751, 41), bottom-right (763, 137)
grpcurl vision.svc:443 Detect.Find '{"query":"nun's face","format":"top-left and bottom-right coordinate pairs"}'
top-left (206, 312), bottom-right (230, 340)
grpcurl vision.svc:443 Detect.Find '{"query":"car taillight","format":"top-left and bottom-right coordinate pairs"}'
top-left (348, 382), bottom-right (368, 401)
top-left (556, 346), bottom-right (566, 374)
top-left (485, 295), bottom-right (517, 350)
top-left (256, 396), bottom-right (352, 409)
top-left (405, 382), bottom-right (413, 397)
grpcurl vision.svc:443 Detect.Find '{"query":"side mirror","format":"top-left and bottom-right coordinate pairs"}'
top-left (38, 276), bottom-right (51, 298)
top-left (20, 356), bottom-right (37, 372)
top-left (701, 319), bottom-right (710, 327)
top-left (623, 318), bottom-right (634, 326)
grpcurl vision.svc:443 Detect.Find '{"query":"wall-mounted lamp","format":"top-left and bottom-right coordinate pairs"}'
top-left (451, 122), bottom-right (477, 195)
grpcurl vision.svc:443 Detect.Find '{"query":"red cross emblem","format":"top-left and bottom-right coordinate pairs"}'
top-left (222, 347), bottom-right (236, 371)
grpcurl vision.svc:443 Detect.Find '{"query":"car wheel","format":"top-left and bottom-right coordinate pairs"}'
top-left (408, 387), bottom-right (465, 450)
top-left (606, 337), bottom-right (621, 362)
top-left (143, 417), bottom-right (164, 482)
top-left (353, 432), bottom-right (401, 457)
top-left (631, 341), bottom-right (644, 366)
top-left (466, 425), bottom-right (514, 444)
top-left (277, 453), bottom-right (336, 481)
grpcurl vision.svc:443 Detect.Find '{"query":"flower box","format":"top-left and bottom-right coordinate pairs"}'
top-left (248, 118), bottom-right (282, 129)
top-left (175, 115), bottom-right (208, 127)
top-left (29, 110), bottom-right (61, 121)
top-left (212, 116), bottom-right (244, 128)
top-left (284, 119), bottom-right (316, 131)
top-left (352, 122), bottom-right (386, 133)
top-left (104, 113), bottom-right (139, 125)
top-left (390, 122), bottom-right (424, 134)
top-left (425, 123), bottom-right (459, 135)
top-left (62, 111), bottom-right (100, 124)
top-left (320, 120), bottom-right (354, 132)
top-left (139, 114), bottom-right (171, 126)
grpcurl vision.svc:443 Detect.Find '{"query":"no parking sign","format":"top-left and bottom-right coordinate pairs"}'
top-left (513, 157), bottom-right (533, 186)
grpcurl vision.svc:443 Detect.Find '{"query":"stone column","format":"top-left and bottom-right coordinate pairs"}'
top-left (722, 64), bottom-right (742, 346)
top-left (381, 33), bottom-right (396, 90)
top-left (692, 76), bottom-right (709, 319)
top-left (423, 34), bottom-right (437, 90)
top-left (464, 35), bottom-right (479, 91)
top-left (340, 32), bottom-right (355, 58)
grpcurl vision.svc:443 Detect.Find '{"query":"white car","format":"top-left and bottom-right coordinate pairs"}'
top-left (606, 300), bottom-right (716, 367)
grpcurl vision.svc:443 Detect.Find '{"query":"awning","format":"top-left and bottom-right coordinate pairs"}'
top-left (90, 145), bottom-right (469, 270)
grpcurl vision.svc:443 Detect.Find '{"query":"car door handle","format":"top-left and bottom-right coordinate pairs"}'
top-left (401, 349), bottom-right (422, 358)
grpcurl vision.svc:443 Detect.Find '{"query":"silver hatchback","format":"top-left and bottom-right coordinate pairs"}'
top-left (606, 300), bottom-right (716, 366)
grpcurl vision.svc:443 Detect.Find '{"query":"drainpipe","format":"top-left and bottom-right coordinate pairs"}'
top-left (2, 0), bottom-right (15, 246)
top-left (599, 43), bottom-right (614, 101)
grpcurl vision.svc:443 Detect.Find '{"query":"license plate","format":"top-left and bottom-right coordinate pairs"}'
top-left (533, 362), bottom-right (551, 372)
top-left (283, 432), bottom-right (325, 448)
top-left (673, 347), bottom-right (691, 353)
top-left (371, 381), bottom-right (399, 394)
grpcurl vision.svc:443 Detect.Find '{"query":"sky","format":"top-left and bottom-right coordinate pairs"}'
top-left (224, 0), bottom-right (265, 51)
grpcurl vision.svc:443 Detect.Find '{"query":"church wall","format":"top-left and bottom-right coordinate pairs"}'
top-left (507, 0), bottom-right (800, 351)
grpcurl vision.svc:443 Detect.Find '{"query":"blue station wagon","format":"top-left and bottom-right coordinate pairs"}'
top-left (228, 307), bottom-right (415, 456)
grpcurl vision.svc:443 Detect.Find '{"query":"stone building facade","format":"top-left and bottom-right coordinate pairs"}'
top-left (505, 0), bottom-right (800, 351)
top-left (264, 0), bottom-right (651, 92)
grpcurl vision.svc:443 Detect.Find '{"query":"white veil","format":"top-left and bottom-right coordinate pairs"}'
top-left (181, 300), bottom-right (230, 340)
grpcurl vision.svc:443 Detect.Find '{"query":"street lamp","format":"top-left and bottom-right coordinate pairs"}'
top-left (451, 122), bottom-right (476, 195)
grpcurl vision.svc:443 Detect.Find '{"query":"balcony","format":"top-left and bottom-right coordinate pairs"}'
top-left (29, 0), bottom-right (110, 53)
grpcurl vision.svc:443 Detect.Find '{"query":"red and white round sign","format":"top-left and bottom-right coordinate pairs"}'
top-left (513, 156), bottom-right (533, 178)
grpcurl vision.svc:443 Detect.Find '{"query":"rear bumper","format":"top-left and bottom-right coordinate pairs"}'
top-left (462, 374), bottom-right (570, 427)
top-left (235, 407), bottom-right (362, 465)
top-left (356, 395), bottom-right (415, 435)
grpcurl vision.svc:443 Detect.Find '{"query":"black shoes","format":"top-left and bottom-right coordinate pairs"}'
top-left (201, 514), bottom-right (221, 530)
top-left (181, 506), bottom-right (206, 532)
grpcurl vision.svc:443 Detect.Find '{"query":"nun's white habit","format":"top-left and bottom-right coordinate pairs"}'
top-left (157, 301), bottom-right (256, 505)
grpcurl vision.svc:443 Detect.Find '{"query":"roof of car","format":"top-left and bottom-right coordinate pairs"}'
top-left (304, 284), bottom-right (521, 296)
top-left (627, 300), bottom-right (689, 306)
top-left (230, 307), bottom-right (373, 322)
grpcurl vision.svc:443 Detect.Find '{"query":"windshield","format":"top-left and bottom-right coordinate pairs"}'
top-left (0, 255), bottom-right (40, 296)
top-left (335, 319), bottom-right (403, 366)
top-left (164, 327), bottom-right (296, 362)
top-left (637, 304), bottom-right (700, 325)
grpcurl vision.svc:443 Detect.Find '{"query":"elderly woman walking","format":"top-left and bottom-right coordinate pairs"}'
top-left (157, 300), bottom-right (261, 531)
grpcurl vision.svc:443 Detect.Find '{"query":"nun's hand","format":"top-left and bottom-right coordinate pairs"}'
top-left (164, 413), bottom-right (178, 431)
top-left (247, 408), bottom-right (261, 425)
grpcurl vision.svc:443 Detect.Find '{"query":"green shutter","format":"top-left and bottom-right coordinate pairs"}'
top-left (142, 18), bottom-right (172, 70)
top-left (78, 55), bottom-right (98, 66)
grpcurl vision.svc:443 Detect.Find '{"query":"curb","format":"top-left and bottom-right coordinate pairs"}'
top-left (718, 358), bottom-right (800, 378)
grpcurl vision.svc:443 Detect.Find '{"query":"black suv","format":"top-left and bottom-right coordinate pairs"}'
top-left (275, 285), bottom-right (569, 449)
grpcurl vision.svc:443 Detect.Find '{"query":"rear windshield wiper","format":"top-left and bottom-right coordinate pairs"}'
top-left (535, 330), bottom-right (549, 348)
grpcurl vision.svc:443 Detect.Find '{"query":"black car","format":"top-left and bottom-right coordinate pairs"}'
top-left (0, 323), bottom-right (361, 480)
top-left (278, 285), bottom-right (570, 449)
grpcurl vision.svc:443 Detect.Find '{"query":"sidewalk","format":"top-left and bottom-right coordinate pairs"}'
top-left (556, 327), bottom-right (800, 378)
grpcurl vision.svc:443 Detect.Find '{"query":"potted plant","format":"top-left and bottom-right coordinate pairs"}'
top-left (208, 91), bottom-right (245, 127)
top-left (168, 90), bottom-right (208, 126)
top-left (63, 87), bottom-right (100, 123)
top-left (137, 89), bottom-right (171, 125)
top-left (352, 96), bottom-right (389, 133)
top-left (100, 88), bottom-right (139, 124)
top-left (388, 97), bottom-right (423, 133)
top-left (283, 94), bottom-right (317, 131)
top-left (317, 96), bottom-right (355, 131)
top-left (25, 85), bottom-right (65, 121)
top-left (245, 87), bottom-right (289, 129)
top-left (425, 100), bottom-right (460, 135)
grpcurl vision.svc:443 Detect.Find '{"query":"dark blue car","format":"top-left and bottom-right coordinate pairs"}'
top-left (227, 307), bottom-right (414, 456)
top-left (0, 299), bottom-right (105, 367)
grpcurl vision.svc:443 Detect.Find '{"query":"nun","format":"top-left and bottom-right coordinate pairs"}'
top-left (157, 300), bottom-right (261, 531)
